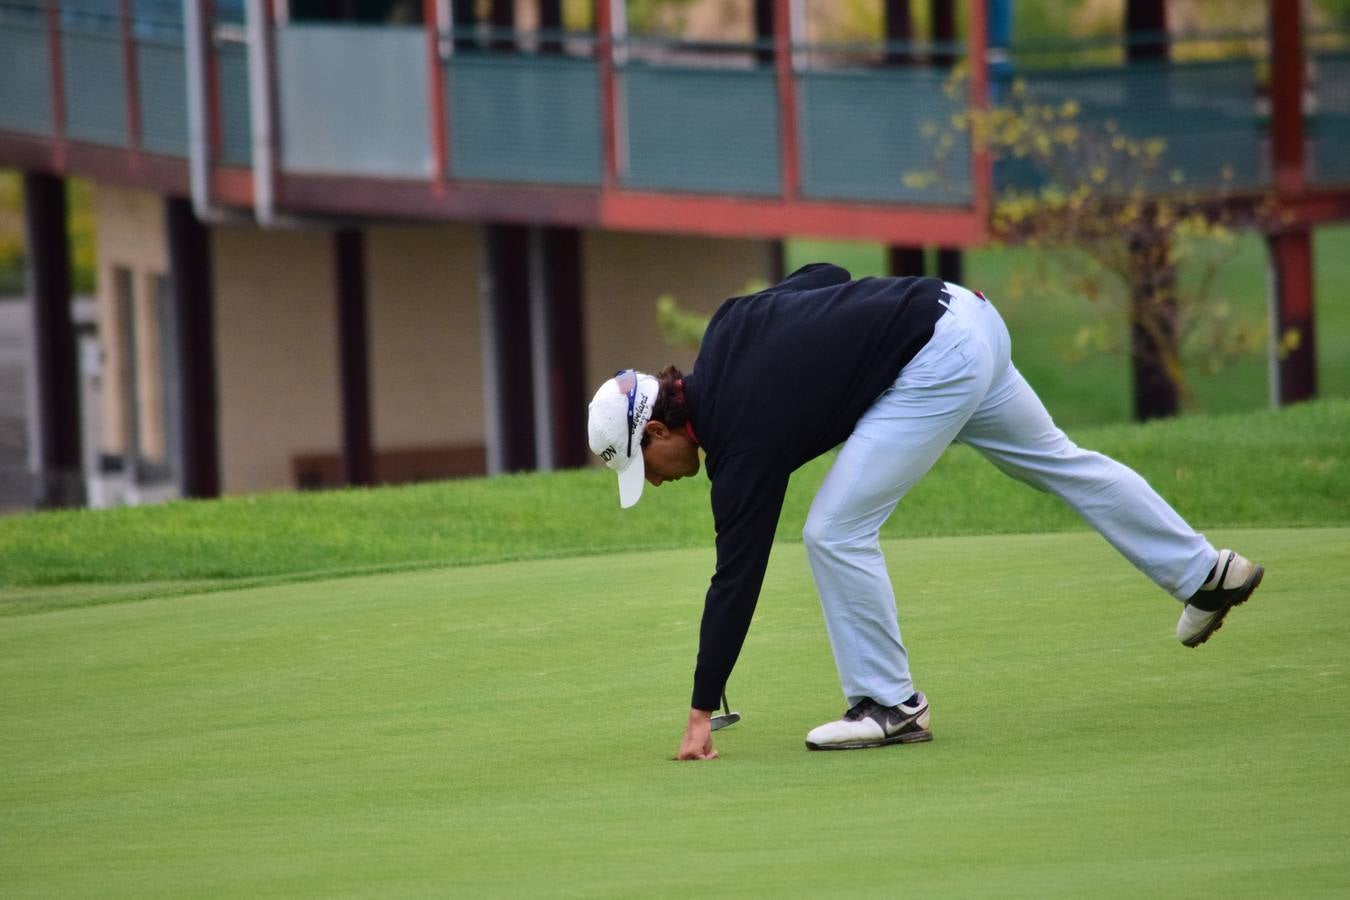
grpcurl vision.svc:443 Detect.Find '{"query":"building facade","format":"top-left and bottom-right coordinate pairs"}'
top-left (2, 0), bottom-right (1345, 507)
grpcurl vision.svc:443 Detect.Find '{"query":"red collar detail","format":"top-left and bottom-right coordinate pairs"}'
top-left (684, 419), bottom-right (700, 446)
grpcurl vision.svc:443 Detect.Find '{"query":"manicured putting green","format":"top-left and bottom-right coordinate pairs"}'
top-left (2, 528), bottom-right (1347, 897)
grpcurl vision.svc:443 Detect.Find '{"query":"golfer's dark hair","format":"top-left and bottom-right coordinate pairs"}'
top-left (652, 365), bottom-right (689, 429)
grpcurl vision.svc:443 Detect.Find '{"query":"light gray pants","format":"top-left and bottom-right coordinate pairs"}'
top-left (802, 284), bottom-right (1217, 707)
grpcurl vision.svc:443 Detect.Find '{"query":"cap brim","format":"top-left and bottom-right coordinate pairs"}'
top-left (616, 450), bottom-right (646, 508)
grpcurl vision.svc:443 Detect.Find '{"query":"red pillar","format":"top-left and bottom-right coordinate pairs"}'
top-left (423, 0), bottom-right (448, 192)
top-left (773, 0), bottom-right (800, 201)
top-left (596, 0), bottom-right (619, 189)
top-left (1268, 0), bottom-right (1316, 404)
top-left (1268, 229), bottom-right (1317, 404)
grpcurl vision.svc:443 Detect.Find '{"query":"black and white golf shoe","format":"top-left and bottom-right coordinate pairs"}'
top-left (1177, 549), bottom-right (1265, 648)
top-left (805, 693), bottom-right (932, 751)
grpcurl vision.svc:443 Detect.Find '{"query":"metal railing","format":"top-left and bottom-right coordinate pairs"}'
top-left (2, 7), bottom-right (1346, 213)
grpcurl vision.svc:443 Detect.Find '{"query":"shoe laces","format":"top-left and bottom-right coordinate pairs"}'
top-left (843, 700), bottom-right (876, 721)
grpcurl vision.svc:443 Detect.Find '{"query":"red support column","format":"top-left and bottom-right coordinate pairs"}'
top-left (424, 0), bottom-right (449, 193)
top-left (1270, 0), bottom-right (1306, 195)
top-left (1268, 228), bottom-right (1317, 404)
top-left (773, 0), bottom-right (800, 201)
top-left (966, 0), bottom-right (990, 233)
top-left (596, 0), bottom-right (619, 189)
top-left (121, 0), bottom-right (142, 161)
top-left (1268, 0), bottom-right (1315, 404)
top-left (46, 0), bottom-right (66, 167)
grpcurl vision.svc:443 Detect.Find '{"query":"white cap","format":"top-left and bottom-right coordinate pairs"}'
top-left (588, 369), bottom-right (659, 508)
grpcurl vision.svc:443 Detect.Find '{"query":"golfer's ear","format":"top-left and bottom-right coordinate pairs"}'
top-left (645, 420), bottom-right (670, 440)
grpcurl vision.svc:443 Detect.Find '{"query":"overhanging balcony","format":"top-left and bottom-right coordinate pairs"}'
top-left (2, 2), bottom-right (1348, 243)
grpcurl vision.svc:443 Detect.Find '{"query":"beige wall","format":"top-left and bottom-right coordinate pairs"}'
top-left (212, 226), bottom-right (340, 494)
top-left (583, 232), bottom-right (774, 391)
top-left (365, 224), bottom-right (483, 450)
top-left (91, 184), bottom-right (168, 462)
top-left (92, 203), bottom-right (776, 495)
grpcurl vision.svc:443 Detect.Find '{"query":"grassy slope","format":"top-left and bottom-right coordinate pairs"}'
top-left (2, 529), bottom-right (1346, 897)
top-left (1, 399), bottom-right (1347, 612)
top-left (787, 223), bottom-right (1350, 426)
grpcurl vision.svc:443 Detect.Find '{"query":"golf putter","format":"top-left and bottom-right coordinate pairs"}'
top-left (709, 691), bottom-right (740, 731)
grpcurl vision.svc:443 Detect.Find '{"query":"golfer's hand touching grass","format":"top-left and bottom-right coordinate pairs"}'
top-left (677, 708), bottom-right (719, 760)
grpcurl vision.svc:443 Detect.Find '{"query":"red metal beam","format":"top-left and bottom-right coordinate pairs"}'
top-left (423, 0), bottom-right (448, 192)
top-left (0, 130), bottom-right (59, 171)
top-left (602, 191), bottom-right (986, 245)
top-left (0, 130), bottom-right (201, 193)
top-left (65, 142), bottom-right (189, 189)
top-left (210, 166), bottom-right (254, 206)
top-left (276, 170), bottom-right (986, 244)
top-left (9, 124), bottom-right (1350, 243)
top-left (278, 172), bottom-right (604, 223)
top-left (1276, 191), bottom-right (1350, 224)
top-left (772, 0), bottom-right (799, 200)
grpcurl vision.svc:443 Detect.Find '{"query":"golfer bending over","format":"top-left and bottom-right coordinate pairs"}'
top-left (587, 264), bottom-right (1264, 760)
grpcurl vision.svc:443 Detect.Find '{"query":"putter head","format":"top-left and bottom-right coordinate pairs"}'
top-left (709, 711), bottom-right (740, 731)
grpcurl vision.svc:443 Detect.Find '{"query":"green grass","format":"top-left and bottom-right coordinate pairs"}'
top-left (1, 399), bottom-right (1347, 612)
top-left (2, 528), bottom-right (1347, 897)
top-left (2, 387), bottom-right (1346, 894)
top-left (787, 223), bottom-right (1350, 426)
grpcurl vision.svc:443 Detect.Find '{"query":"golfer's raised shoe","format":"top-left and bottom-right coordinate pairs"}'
top-left (1177, 549), bottom-right (1265, 648)
top-left (805, 693), bottom-right (931, 751)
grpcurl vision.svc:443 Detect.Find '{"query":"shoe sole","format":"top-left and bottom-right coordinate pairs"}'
top-left (805, 729), bottom-right (933, 751)
top-left (1181, 565), bottom-right (1265, 648)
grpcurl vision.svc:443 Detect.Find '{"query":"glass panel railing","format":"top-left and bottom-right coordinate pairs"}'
top-left (621, 60), bottom-right (780, 196)
top-left (7, 14), bottom-right (1340, 207)
top-left (276, 23), bottom-right (430, 178)
top-left (217, 31), bottom-right (253, 167)
top-left (448, 51), bottom-right (602, 186)
top-left (1311, 51), bottom-right (1350, 188)
top-left (0, 1), bottom-right (53, 137)
top-left (1014, 58), bottom-right (1265, 193)
top-left (798, 67), bottom-right (970, 205)
top-left (61, 5), bottom-right (129, 147)
top-left (136, 10), bottom-right (188, 157)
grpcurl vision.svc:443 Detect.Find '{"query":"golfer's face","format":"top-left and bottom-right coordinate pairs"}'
top-left (642, 429), bottom-right (700, 487)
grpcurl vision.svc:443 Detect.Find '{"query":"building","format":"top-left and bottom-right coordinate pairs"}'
top-left (1, 0), bottom-right (1344, 508)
